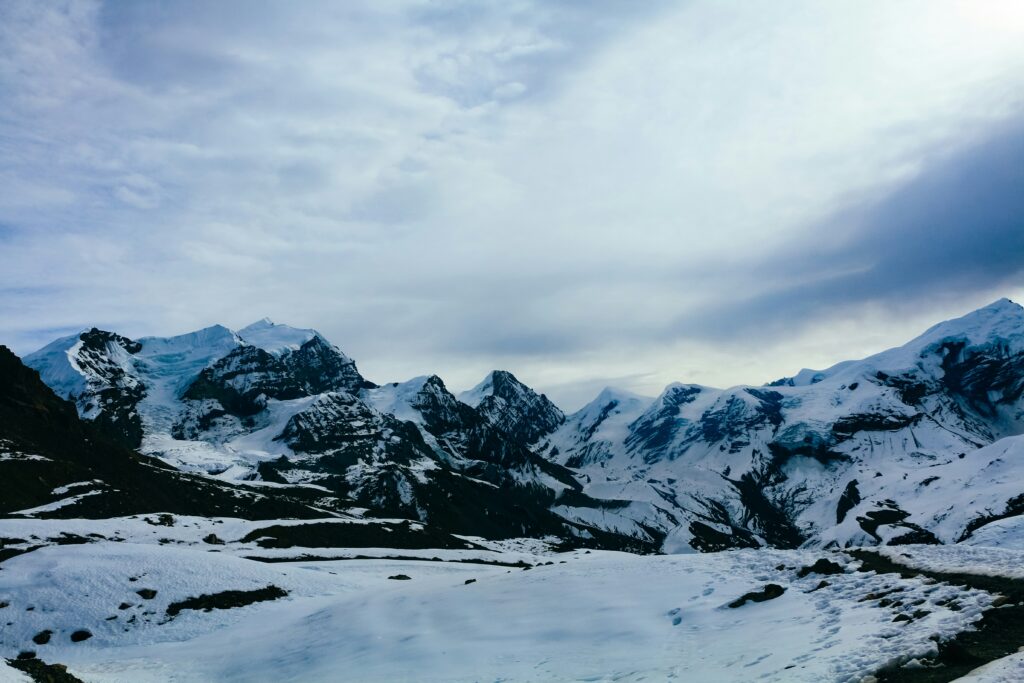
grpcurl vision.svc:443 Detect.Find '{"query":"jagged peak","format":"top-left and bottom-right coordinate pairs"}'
top-left (980, 296), bottom-right (1021, 312)
top-left (488, 370), bottom-right (521, 396)
top-left (456, 369), bottom-right (565, 443)
top-left (461, 369), bottom-right (531, 405)
top-left (26, 326), bottom-right (137, 354)
top-left (378, 375), bottom-right (433, 392)
top-left (362, 374), bottom-right (454, 425)
top-left (471, 368), bottom-right (509, 388)
top-left (421, 374), bottom-right (448, 390)
top-left (78, 328), bottom-right (142, 355)
top-left (459, 371), bottom-right (498, 407)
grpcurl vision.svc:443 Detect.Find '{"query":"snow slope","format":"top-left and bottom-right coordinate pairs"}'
top-left (0, 542), bottom-right (1001, 683)
top-left (236, 319), bottom-right (318, 355)
top-left (957, 652), bottom-right (1024, 683)
top-left (537, 298), bottom-right (1024, 552)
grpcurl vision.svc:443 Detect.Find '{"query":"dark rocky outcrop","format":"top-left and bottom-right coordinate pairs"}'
top-left (166, 586), bottom-right (288, 617)
top-left (69, 329), bottom-right (145, 448)
top-left (472, 371), bottom-right (565, 445)
top-left (727, 584), bottom-right (785, 608)
top-left (836, 480), bottom-right (861, 524)
top-left (0, 346), bottom-right (329, 520)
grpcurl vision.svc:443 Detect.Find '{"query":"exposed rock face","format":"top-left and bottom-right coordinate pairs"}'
top-left (31, 328), bottom-right (148, 448)
top-left (461, 371), bottom-right (565, 444)
top-left (257, 376), bottom-right (619, 543)
top-left (284, 335), bottom-right (374, 395)
top-left (183, 345), bottom-right (305, 416)
top-left (175, 335), bottom-right (373, 440)
top-left (20, 323), bottom-right (625, 546)
top-left (0, 345), bottom-right (327, 520)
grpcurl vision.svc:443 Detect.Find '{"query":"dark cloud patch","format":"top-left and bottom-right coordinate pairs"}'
top-left (675, 118), bottom-right (1024, 339)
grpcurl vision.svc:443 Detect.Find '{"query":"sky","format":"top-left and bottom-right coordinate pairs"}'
top-left (1, 1), bottom-right (1024, 411)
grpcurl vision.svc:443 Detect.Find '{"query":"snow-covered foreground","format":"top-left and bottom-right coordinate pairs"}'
top-left (957, 652), bottom-right (1024, 683)
top-left (3, 530), bottom-right (1016, 683)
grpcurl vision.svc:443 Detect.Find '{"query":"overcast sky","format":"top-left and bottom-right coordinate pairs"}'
top-left (2, 1), bottom-right (1024, 410)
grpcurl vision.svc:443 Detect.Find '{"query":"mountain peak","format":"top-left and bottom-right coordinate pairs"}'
top-left (137, 324), bottom-right (238, 352)
top-left (924, 297), bottom-right (1023, 330)
top-left (460, 369), bottom-right (523, 407)
top-left (460, 369), bottom-right (565, 444)
top-left (778, 298), bottom-right (1024, 387)
top-left (571, 386), bottom-right (654, 424)
top-left (237, 319), bottom-right (320, 356)
top-left (981, 296), bottom-right (1020, 311)
top-left (886, 297), bottom-right (1024, 365)
top-left (593, 385), bottom-right (652, 405)
top-left (488, 369), bottom-right (525, 394)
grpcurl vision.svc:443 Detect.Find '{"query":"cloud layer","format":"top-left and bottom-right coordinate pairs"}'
top-left (2, 0), bottom-right (1024, 409)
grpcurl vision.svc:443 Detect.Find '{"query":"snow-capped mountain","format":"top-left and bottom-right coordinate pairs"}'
top-left (535, 298), bottom-right (1024, 552)
top-left (0, 344), bottom-right (329, 521)
top-left (9, 319), bottom-right (1024, 681)
top-left (460, 370), bottom-right (565, 444)
top-left (20, 298), bottom-right (1024, 554)
top-left (22, 321), bottom-right (646, 549)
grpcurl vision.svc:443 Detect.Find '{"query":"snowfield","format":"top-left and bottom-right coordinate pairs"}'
top-left (878, 543), bottom-right (1024, 580)
top-left (0, 662), bottom-right (31, 683)
top-left (957, 652), bottom-right (1024, 683)
top-left (1, 528), bottom-right (1017, 683)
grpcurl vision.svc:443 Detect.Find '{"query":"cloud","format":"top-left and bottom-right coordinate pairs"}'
top-left (2, 0), bottom-right (1024, 409)
top-left (674, 119), bottom-right (1024, 340)
top-left (113, 173), bottom-right (162, 209)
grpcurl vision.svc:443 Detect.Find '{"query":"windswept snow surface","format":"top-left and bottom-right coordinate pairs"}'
top-left (0, 540), bottom-right (1002, 683)
top-left (877, 543), bottom-right (1024, 580)
top-left (956, 652), bottom-right (1024, 682)
top-left (0, 662), bottom-right (31, 683)
top-left (20, 334), bottom-right (89, 403)
top-left (133, 325), bottom-right (241, 437)
top-left (963, 516), bottom-right (1024, 549)
top-left (363, 376), bottom-right (432, 425)
top-left (236, 319), bottom-right (319, 356)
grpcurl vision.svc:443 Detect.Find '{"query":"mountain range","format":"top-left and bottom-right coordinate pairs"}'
top-left (9, 298), bottom-right (1024, 554)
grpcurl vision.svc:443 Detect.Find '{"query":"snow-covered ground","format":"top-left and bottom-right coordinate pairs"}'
top-left (877, 543), bottom-right (1024, 580)
top-left (0, 662), bottom-right (31, 683)
top-left (2, 530), bottom-right (1013, 683)
top-left (0, 515), bottom-right (548, 565)
top-left (962, 515), bottom-right (1024, 550)
top-left (956, 652), bottom-right (1024, 683)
